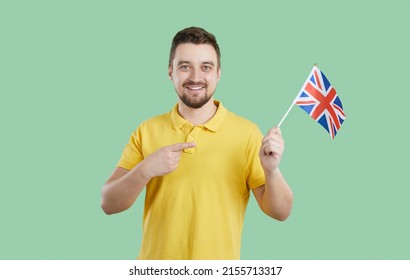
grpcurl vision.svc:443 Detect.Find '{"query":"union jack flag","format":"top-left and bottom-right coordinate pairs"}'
top-left (295, 65), bottom-right (346, 139)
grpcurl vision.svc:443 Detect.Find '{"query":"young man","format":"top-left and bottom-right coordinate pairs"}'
top-left (101, 27), bottom-right (293, 260)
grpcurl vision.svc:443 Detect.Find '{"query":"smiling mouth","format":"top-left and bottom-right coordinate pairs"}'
top-left (186, 85), bottom-right (205, 90)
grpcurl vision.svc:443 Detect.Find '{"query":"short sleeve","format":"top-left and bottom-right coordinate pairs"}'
top-left (117, 127), bottom-right (144, 171)
top-left (245, 125), bottom-right (265, 189)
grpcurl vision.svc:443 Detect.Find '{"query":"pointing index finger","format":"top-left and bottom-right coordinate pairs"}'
top-left (171, 142), bottom-right (197, 151)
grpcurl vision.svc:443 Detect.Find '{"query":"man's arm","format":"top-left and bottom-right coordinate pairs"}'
top-left (101, 142), bottom-right (196, 215)
top-left (101, 165), bottom-right (148, 215)
top-left (252, 127), bottom-right (293, 221)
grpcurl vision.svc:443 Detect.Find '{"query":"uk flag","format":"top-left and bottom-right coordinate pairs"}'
top-left (295, 66), bottom-right (346, 139)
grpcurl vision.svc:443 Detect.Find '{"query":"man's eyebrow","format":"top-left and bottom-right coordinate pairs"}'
top-left (177, 60), bottom-right (191, 66)
top-left (202, 61), bottom-right (215, 66)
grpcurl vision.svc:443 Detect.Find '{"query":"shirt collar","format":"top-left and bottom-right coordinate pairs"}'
top-left (170, 100), bottom-right (227, 132)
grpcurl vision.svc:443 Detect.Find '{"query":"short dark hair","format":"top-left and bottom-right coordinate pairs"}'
top-left (169, 26), bottom-right (221, 68)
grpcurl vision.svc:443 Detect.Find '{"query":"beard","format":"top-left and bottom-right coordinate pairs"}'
top-left (177, 81), bottom-right (214, 109)
top-left (179, 91), bottom-right (213, 109)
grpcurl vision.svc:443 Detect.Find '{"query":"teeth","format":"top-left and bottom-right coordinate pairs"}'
top-left (188, 86), bottom-right (203, 90)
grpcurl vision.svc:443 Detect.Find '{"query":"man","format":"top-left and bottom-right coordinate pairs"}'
top-left (101, 27), bottom-right (293, 260)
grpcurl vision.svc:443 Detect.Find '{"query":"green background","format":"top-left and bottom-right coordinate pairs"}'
top-left (1, 0), bottom-right (409, 259)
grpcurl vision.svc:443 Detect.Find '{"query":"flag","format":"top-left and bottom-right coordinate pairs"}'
top-left (294, 65), bottom-right (346, 139)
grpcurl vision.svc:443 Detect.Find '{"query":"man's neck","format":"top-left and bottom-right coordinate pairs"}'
top-left (177, 98), bottom-right (218, 125)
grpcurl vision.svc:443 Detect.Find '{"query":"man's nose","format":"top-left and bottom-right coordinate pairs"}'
top-left (189, 68), bottom-right (202, 82)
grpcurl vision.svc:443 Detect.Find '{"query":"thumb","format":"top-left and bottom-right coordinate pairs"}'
top-left (268, 126), bottom-right (282, 136)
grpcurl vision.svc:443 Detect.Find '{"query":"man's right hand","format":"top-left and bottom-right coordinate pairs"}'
top-left (140, 142), bottom-right (196, 180)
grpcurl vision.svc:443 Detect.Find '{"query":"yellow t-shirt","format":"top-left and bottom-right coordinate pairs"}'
top-left (118, 101), bottom-right (265, 259)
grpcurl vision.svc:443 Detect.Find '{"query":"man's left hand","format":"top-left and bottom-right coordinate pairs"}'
top-left (259, 126), bottom-right (284, 172)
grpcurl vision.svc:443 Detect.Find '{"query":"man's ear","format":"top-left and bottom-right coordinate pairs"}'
top-left (168, 65), bottom-right (173, 80)
top-left (217, 67), bottom-right (221, 82)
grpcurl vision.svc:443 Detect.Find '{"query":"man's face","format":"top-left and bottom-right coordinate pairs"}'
top-left (168, 43), bottom-right (221, 109)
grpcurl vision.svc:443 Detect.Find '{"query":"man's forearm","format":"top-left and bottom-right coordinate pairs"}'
top-left (261, 168), bottom-right (293, 221)
top-left (101, 163), bottom-right (150, 215)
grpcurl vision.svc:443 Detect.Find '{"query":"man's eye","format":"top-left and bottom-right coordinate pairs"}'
top-left (180, 65), bottom-right (190, 70)
top-left (203, 66), bottom-right (212, 71)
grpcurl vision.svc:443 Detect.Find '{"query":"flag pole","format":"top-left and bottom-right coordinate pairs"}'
top-left (277, 102), bottom-right (295, 127)
top-left (277, 91), bottom-right (301, 127)
top-left (277, 63), bottom-right (318, 127)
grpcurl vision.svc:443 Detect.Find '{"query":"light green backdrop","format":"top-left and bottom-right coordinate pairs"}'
top-left (1, 0), bottom-right (409, 259)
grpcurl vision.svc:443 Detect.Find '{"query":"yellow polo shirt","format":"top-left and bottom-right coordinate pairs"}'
top-left (118, 101), bottom-right (265, 259)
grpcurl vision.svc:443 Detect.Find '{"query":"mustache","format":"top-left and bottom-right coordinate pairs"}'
top-left (183, 81), bottom-right (207, 87)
